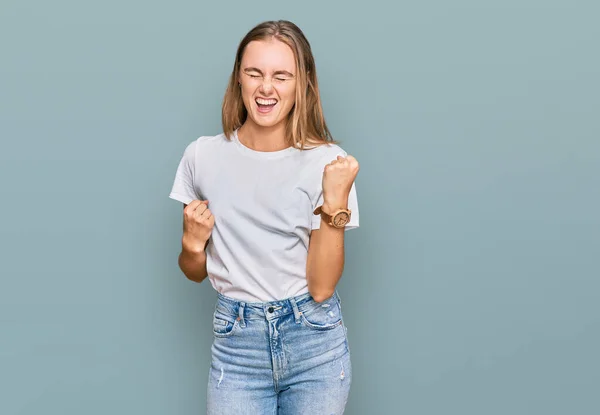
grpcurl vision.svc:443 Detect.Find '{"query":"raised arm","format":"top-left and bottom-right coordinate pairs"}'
top-left (178, 200), bottom-right (213, 283)
top-left (306, 155), bottom-right (359, 302)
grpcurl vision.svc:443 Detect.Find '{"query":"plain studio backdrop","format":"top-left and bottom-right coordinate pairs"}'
top-left (1, 1), bottom-right (599, 414)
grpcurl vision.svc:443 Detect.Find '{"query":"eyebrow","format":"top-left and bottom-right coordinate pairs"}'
top-left (243, 67), bottom-right (295, 77)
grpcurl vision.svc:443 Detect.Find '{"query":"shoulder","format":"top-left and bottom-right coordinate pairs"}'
top-left (180, 132), bottom-right (229, 157)
top-left (185, 132), bottom-right (227, 149)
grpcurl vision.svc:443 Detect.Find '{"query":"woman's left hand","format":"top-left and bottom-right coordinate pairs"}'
top-left (322, 155), bottom-right (360, 209)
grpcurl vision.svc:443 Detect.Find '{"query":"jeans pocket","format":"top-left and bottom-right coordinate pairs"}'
top-left (300, 296), bottom-right (344, 331)
top-left (212, 312), bottom-right (239, 338)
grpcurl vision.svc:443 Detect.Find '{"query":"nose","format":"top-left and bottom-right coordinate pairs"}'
top-left (259, 77), bottom-right (274, 94)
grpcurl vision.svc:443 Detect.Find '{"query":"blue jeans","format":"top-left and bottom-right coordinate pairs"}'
top-left (207, 291), bottom-right (352, 414)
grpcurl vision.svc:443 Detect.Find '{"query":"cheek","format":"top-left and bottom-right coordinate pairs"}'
top-left (240, 85), bottom-right (254, 106)
top-left (281, 87), bottom-right (296, 106)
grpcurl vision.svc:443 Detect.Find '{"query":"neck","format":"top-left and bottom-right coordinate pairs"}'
top-left (238, 120), bottom-right (290, 152)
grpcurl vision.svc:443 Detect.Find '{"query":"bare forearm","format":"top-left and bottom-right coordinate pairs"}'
top-left (306, 219), bottom-right (345, 302)
top-left (178, 242), bottom-right (208, 283)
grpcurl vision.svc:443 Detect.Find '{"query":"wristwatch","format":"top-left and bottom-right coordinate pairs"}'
top-left (313, 205), bottom-right (351, 229)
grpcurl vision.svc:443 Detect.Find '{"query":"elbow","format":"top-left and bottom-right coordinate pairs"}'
top-left (178, 252), bottom-right (207, 283)
top-left (306, 264), bottom-right (341, 303)
top-left (310, 289), bottom-right (335, 303)
top-left (307, 273), bottom-right (340, 303)
top-left (181, 268), bottom-right (207, 284)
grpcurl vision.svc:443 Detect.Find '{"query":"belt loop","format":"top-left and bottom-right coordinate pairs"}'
top-left (289, 296), bottom-right (301, 324)
top-left (238, 302), bottom-right (246, 327)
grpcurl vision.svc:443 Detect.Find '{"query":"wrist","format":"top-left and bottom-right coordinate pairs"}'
top-left (322, 198), bottom-right (349, 213)
top-left (182, 234), bottom-right (208, 254)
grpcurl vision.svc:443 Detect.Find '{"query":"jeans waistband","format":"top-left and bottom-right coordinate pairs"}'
top-left (215, 291), bottom-right (341, 323)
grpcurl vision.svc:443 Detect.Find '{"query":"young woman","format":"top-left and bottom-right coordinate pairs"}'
top-left (169, 20), bottom-right (360, 414)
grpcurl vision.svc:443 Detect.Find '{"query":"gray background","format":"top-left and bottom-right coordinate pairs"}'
top-left (1, 0), bottom-right (599, 414)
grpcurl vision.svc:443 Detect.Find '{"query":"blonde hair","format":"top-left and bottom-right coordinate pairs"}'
top-left (221, 20), bottom-right (336, 149)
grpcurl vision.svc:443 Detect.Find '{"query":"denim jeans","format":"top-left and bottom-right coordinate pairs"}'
top-left (206, 291), bottom-right (352, 414)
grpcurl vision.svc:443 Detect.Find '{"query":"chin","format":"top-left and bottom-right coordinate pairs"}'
top-left (254, 118), bottom-right (281, 128)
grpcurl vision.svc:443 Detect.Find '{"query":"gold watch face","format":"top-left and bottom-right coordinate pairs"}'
top-left (332, 211), bottom-right (350, 227)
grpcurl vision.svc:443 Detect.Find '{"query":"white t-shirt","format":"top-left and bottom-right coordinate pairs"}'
top-left (169, 130), bottom-right (359, 303)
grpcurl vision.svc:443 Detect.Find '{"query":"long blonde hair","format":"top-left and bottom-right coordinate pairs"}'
top-left (222, 20), bottom-right (336, 149)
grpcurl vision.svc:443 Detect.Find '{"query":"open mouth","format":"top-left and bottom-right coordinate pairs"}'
top-left (255, 98), bottom-right (278, 113)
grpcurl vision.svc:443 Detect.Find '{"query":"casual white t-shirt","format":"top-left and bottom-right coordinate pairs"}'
top-left (169, 130), bottom-right (359, 303)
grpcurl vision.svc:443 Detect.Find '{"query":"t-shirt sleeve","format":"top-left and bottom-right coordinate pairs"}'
top-left (311, 151), bottom-right (360, 231)
top-left (168, 140), bottom-right (198, 205)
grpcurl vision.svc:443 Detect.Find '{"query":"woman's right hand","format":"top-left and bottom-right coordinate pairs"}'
top-left (182, 200), bottom-right (214, 252)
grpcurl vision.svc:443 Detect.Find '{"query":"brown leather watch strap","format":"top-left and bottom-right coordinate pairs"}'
top-left (313, 205), bottom-right (351, 228)
top-left (313, 206), bottom-right (332, 222)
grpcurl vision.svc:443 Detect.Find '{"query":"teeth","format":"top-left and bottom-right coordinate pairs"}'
top-left (256, 98), bottom-right (277, 105)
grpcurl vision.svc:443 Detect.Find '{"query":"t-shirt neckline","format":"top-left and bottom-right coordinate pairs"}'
top-left (232, 129), bottom-right (299, 160)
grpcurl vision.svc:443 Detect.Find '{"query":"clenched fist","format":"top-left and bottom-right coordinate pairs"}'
top-left (182, 200), bottom-right (214, 252)
top-left (322, 155), bottom-right (360, 208)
